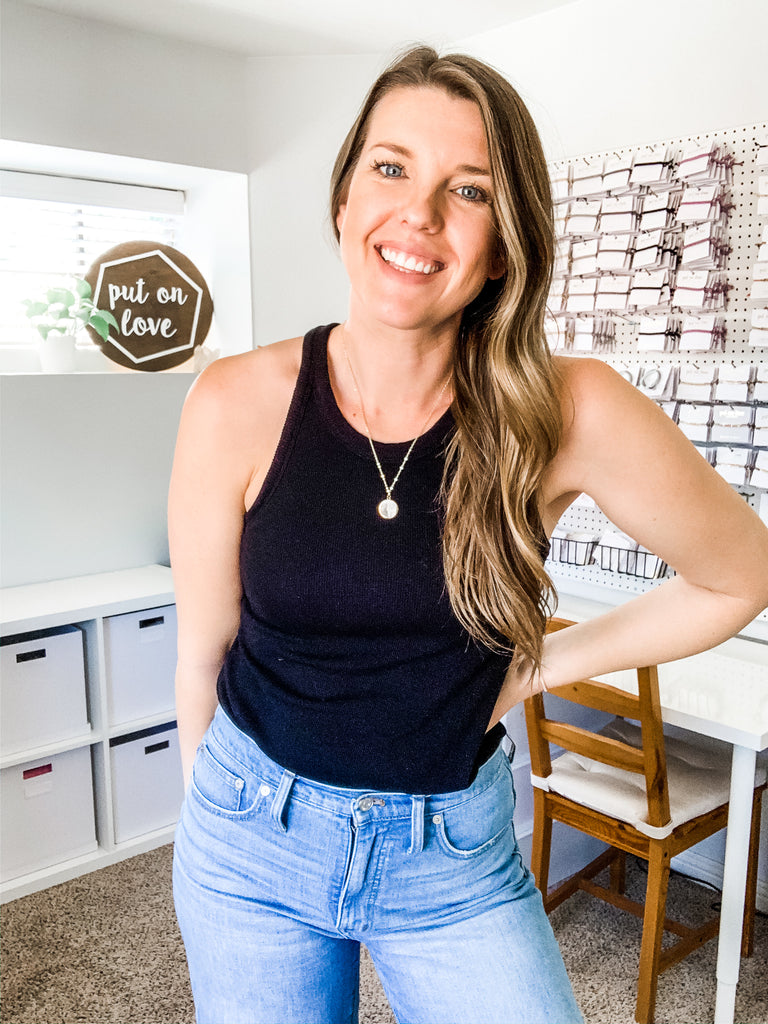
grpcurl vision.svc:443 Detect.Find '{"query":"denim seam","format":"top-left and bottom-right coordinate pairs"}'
top-left (207, 728), bottom-right (263, 782)
top-left (189, 779), bottom-right (267, 820)
top-left (434, 818), bottom-right (515, 860)
top-left (199, 745), bottom-right (246, 810)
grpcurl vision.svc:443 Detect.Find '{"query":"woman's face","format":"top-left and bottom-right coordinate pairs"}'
top-left (336, 86), bottom-right (503, 338)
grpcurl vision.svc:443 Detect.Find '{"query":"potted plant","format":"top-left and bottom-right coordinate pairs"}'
top-left (23, 278), bottom-right (118, 372)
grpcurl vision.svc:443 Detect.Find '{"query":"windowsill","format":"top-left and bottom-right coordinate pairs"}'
top-left (0, 345), bottom-right (209, 375)
top-left (1, 370), bottom-right (199, 376)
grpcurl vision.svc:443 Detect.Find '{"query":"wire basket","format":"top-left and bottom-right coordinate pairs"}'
top-left (548, 536), bottom-right (599, 566)
top-left (597, 545), bottom-right (669, 579)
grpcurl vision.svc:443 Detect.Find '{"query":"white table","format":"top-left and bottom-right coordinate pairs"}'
top-left (555, 594), bottom-right (768, 1024)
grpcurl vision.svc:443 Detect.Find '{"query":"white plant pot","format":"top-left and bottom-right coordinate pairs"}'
top-left (39, 334), bottom-right (77, 373)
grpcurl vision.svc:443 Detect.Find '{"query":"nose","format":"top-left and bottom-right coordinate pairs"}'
top-left (399, 186), bottom-right (443, 233)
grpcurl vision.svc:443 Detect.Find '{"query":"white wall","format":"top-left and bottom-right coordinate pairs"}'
top-left (456, 0), bottom-right (768, 161)
top-left (0, 0), bottom-right (250, 172)
top-left (246, 53), bottom-right (383, 346)
top-left (0, 374), bottom-right (190, 587)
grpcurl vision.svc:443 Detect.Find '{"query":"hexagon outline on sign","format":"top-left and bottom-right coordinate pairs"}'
top-left (92, 249), bottom-right (203, 365)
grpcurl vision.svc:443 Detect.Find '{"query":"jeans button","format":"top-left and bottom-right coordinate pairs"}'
top-left (359, 797), bottom-right (374, 811)
top-left (432, 813), bottom-right (443, 824)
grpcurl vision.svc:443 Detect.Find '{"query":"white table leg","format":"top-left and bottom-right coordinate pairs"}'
top-left (714, 743), bottom-right (756, 1024)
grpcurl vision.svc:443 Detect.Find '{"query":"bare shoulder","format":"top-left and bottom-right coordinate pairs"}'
top-left (172, 336), bottom-right (304, 509)
top-left (542, 355), bottom-right (677, 524)
top-left (552, 354), bottom-right (637, 428)
top-left (550, 354), bottom-right (668, 458)
top-left (185, 336), bottom-right (302, 428)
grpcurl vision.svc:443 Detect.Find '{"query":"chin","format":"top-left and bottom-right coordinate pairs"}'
top-left (366, 298), bottom-right (461, 336)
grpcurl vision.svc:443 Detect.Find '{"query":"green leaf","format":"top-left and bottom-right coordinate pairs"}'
top-left (37, 325), bottom-right (51, 341)
top-left (23, 301), bottom-right (48, 318)
top-left (74, 278), bottom-right (92, 300)
top-left (91, 309), bottom-right (119, 330)
top-left (89, 311), bottom-right (118, 341)
top-left (88, 317), bottom-right (112, 343)
top-left (47, 288), bottom-right (75, 309)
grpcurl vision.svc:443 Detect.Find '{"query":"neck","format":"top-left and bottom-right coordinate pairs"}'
top-left (329, 318), bottom-right (456, 444)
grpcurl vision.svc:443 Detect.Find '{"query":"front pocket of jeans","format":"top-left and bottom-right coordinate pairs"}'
top-left (434, 766), bottom-right (516, 859)
top-left (435, 814), bottom-right (514, 858)
top-left (191, 741), bottom-right (262, 817)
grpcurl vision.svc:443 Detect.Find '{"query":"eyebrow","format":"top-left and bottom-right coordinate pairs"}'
top-left (369, 141), bottom-right (492, 179)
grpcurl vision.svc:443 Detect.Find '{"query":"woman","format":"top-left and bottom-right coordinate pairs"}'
top-left (169, 46), bottom-right (768, 1024)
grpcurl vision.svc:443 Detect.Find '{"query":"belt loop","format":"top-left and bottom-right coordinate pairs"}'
top-left (409, 795), bottom-right (425, 854)
top-left (270, 769), bottom-right (296, 833)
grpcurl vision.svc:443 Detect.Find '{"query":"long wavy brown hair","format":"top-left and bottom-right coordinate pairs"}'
top-left (330, 46), bottom-right (561, 670)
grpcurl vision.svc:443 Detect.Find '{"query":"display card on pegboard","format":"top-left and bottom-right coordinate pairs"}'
top-left (84, 242), bottom-right (213, 371)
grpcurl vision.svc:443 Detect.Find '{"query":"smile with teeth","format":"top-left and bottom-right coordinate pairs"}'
top-left (377, 246), bottom-right (442, 275)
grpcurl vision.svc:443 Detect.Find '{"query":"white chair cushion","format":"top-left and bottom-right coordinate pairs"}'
top-left (533, 718), bottom-right (767, 839)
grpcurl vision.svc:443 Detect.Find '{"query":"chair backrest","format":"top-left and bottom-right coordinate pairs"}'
top-left (524, 617), bottom-right (671, 830)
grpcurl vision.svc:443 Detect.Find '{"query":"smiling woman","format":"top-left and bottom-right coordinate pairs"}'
top-left (167, 44), bottom-right (768, 1024)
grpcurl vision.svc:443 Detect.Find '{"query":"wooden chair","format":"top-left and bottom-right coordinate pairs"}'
top-left (524, 618), bottom-right (766, 1024)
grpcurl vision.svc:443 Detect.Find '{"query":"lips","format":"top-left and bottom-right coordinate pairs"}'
top-left (376, 245), bottom-right (444, 276)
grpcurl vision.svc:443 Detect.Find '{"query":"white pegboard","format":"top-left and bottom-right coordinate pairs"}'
top-left (546, 123), bottom-right (768, 629)
top-left (549, 121), bottom-right (768, 362)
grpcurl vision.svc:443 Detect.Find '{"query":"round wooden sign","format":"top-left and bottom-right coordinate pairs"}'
top-left (84, 241), bottom-right (213, 371)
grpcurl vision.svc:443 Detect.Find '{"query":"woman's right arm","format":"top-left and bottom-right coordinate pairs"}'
top-left (168, 356), bottom-right (258, 787)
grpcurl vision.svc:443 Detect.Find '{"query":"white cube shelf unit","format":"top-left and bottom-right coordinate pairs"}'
top-left (0, 565), bottom-right (183, 903)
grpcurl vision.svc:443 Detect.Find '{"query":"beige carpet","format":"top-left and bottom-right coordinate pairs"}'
top-left (1, 844), bottom-right (766, 1024)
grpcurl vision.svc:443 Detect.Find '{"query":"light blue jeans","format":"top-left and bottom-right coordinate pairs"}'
top-left (173, 707), bottom-right (582, 1024)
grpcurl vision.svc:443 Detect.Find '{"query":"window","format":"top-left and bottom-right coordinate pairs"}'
top-left (0, 171), bottom-right (185, 351)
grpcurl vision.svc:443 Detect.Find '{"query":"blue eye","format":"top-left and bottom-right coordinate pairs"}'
top-left (373, 161), bottom-right (404, 178)
top-left (456, 184), bottom-right (489, 203)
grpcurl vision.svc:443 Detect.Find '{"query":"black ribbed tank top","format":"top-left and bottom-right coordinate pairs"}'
top-left (217, 324), bottom-right (509, 793)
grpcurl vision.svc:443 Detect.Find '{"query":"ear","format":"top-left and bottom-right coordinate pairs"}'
top-left (336, 202), bottom-right (347, 235)
top-left (488, 251), bottom-right (506, 281)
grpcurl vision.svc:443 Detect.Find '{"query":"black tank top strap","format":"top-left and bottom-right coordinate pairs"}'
top-left (246, 325), bottom-right (331, 519)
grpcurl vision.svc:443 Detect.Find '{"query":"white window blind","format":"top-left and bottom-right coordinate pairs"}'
top-left (0, 171), bottom-right (185, 348)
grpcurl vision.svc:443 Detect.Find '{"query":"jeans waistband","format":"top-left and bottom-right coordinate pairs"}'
top-left (207, 706), bottom-right (509, 854)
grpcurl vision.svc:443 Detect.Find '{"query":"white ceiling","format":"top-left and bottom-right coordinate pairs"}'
top-left (19, 0), bottom-right (577, 56)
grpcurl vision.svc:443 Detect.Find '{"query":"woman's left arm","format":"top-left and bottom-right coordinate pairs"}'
top-left (495, 357), bottom-right (768, 711)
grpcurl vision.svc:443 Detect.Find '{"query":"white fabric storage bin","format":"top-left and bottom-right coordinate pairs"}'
top-left (0, 746), bottom-right (97, 882)
top-left (110, 722), bottom-right (184, 844)
top-left (103, 605), bottom-right (177, 726)
top-left (0, 625), bottom-right (89, 754)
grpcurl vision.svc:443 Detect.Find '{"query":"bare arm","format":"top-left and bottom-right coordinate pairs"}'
top-left (169, 359), bottom-right (250, 786)
top-left (492, 358), bottom-right (768, 718)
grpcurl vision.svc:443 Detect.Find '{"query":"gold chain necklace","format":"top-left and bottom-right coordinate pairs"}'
top-left (342, 339), bottom-right (451, 520)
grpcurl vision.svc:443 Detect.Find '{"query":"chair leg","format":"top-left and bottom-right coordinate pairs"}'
top-left (610, 848), bottom-right (627, 894)
top-left (741, 785), bottom-right (765, 958)
top-left (531, 789), bottom-right (553, 904)
top-left (636, 844), bottom-right (671, 1024)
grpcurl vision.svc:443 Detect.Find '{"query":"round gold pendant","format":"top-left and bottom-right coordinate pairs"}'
top-left (378, 498), bottom-right (399, 520)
